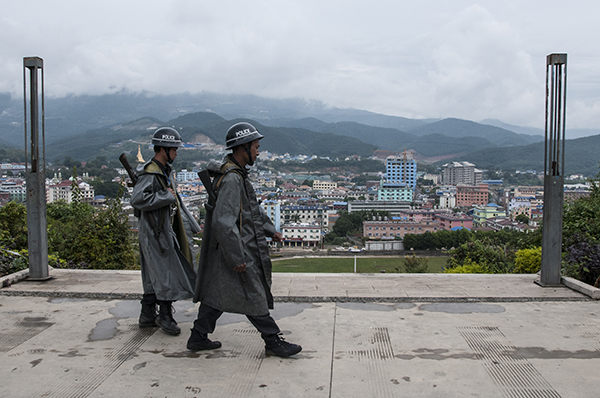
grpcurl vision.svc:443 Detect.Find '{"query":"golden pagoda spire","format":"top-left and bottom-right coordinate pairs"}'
top-left (136, 144), bottom-right (145, 163)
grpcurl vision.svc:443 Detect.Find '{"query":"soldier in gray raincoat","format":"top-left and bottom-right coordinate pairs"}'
top-left (187, 122), bottom-right (302, 358)
top-left (131, 127), bottom-right (199, 336)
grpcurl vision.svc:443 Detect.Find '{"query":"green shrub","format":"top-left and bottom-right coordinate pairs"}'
top-left (403, 251), bottom-right (429, 273)
top-left (445, 239), bottom-right (514, 274)
top-left (444, 259), bottom-right (487, 274)
top-left (0, 202), bottom-right (28, 251)
top-left (514, 247), bottom-right (542, 274)
top-left (0, 247), bottom-right (28, 277)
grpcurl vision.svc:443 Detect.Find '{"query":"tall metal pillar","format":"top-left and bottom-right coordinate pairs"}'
top-left (538, 53), bottom-right (567, 287)
top-left (23, 56), bottom-right (50, 280)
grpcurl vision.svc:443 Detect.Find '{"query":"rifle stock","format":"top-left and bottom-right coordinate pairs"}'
top-left (193, 169), bottom-right (216, 302)
top-left (119, 153), bottom-right (138, 187)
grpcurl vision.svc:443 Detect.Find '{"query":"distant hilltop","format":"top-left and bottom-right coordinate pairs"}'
top-left (1, 92), bottom-right (599, 176)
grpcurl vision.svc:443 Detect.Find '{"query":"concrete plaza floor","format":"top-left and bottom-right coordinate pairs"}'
top-left (1, 269), bottom-right (599, 397)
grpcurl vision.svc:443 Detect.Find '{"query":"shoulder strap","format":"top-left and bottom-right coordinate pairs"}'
top-left (213, 167), bottom-right (246, 231)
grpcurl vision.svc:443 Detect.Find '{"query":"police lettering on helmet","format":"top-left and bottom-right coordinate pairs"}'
top-left (152, 127), bottom-right (183, 164)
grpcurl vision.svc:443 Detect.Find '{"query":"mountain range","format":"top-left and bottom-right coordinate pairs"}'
top-left (1, 91), bottom-right (599, 176)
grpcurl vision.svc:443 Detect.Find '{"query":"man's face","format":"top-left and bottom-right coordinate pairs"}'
top-left (166, 147), bottom-right (178, 164)
top-left (250, 140), bottom-right (260, 162)
top-left (245, 139), bottom-right (260, 166)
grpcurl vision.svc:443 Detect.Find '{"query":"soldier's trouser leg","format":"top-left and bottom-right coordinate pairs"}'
top-left (188, 303), bottom-right (223, 351)
top-left (192, 303), bottom-right (223, 335)
top-left (246, 313), bottom-right (281, 340)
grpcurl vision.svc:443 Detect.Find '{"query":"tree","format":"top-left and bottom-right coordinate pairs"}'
top-left (0, 202), bottom-right (28, 251)
top-left (91, 180), bottom-right (123, 198)
top-left (332, 216), bottom-right (354, 237)
top-left (562, 167), bottom-right (600, 285)
top-left (47, 185), bottom-right (137, 269)
top-left (515, 214), bottom-right (530, 224)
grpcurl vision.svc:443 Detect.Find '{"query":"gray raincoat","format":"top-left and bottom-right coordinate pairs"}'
top-left (131, 159), bottom-right (199, 301)
top-left (193, 156), bottom-right (277, 316)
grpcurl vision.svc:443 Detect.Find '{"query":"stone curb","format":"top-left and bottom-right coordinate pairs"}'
top-left (0, 289), bottom-right (591, 303)
top-left (0, 269), bottom-right (29, 288)
top-left (562, 276), bottom-right (600, 299)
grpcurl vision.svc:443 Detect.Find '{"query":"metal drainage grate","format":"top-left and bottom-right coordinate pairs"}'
top-left (459, 326), bottom-right (561, 398)
top-left (0, 321), bottom-right (53, 353)
top-left (219, 329), bottom-right (264, 398)
top-left (36, 324), bottom-right (155, 398)
top-left (348, 327), bottom-right (396, 398)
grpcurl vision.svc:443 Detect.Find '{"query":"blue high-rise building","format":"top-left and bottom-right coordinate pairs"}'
top-left (385, 152), bottom-right (417, 190)
top-left (378, 151), bottom-right (417, 202)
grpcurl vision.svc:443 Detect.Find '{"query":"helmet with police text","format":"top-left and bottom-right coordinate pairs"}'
top-left (151, 127), bottom-right (183, 148)
top-left (225, 122), bottom-right (264, 150)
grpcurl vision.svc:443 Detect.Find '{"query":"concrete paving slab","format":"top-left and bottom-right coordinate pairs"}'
top-left (1, 269), bottom-right (598, 397)
top-left (3, 296), bottom-right (599, 397)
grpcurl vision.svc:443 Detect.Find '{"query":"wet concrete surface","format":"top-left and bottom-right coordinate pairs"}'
top-left (1, 270), bottom-right (599, 397)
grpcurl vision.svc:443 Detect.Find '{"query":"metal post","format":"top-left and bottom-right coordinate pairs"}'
top-left (23, 56), bottom-right (51, 281)
top-left (538, 54), bottom-right (567, 287)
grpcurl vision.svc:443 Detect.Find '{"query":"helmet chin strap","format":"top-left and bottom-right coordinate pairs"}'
top-left (164, 147), bottom-right (174, 164)
top-left (244, 144), bottom-right (254, 166)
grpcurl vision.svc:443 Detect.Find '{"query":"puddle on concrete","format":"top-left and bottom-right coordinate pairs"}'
top-left (89, 300), bottom-right (310, 340)
top-left (337, 302), bottom-right (397, 312)
top-left (396, 348), bottom-right (477, 361)
top-left (108, 299), bottom-right (197, 324)
top-left (109, 301), bottom-right (139, 319)
top-left (419, 303), bottom-right (505, 314)
top-left (517, 347), bottom-right (600, 360)
top-left (336, 302), bottom-right (416, 311)
top-left (133, 361), bottom-right (147, 371)
top-left (210, 303), bottom-right (315, 326)
top-left (59, 350), bottom-right (86, 358)
top-left (89, 318), bottom-right (119, 341)
top-left (19, 317), bottom-right (53, 327)
top-left (49, 298), bottom-right (89, 304)
top-left (395, 303), bottom-right (417, 310)
top-left (271, 302), bottom-right (315, 320)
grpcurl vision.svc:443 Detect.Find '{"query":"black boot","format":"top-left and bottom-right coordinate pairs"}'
top-left (187, 328), bottom-right (222, 351)
top-left (139, 293), bottom-right (158, 328)
top-left (264, 334), bottom-right (302, 358)
top-left (156, 301), bottom-right (180, 336)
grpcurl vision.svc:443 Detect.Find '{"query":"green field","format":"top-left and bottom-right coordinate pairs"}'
top-left (271, 256), bottom-right (448, 273)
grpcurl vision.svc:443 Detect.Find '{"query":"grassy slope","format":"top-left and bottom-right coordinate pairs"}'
top-left (271, 256), bottom-right (448, 273)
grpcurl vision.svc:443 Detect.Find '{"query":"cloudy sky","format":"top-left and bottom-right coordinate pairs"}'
top-left (2, 0), bottom-right (599, 130)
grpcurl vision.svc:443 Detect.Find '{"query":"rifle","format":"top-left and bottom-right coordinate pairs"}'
top-left (119, 153), bottom-right (165, 253)
top-left (119, 153), bottom-right (138, 187)
top-left (193, 169), bottom-right (248, 302)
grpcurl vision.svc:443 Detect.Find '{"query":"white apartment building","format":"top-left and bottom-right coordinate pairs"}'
top-left (281, 205), bottom-right (330, 229)
top-left (47, 180), bottom-right (95, 203)
top-left (176, 169), bottom-right (198, 183)
top-left (438, 192), bottom-right (457, 209)
top-left (443, 161), bottom-right (483, 186)
top-left (0, 180), bottom-right (26, 202)
top-left (258, 177), bottom-right (277, 187)
top-left (348, 201), bottom-right (411, 217)
top-left (313, 180), bottom-right (337, 191)
top-left (281, 223), bottom-right (323, 247)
